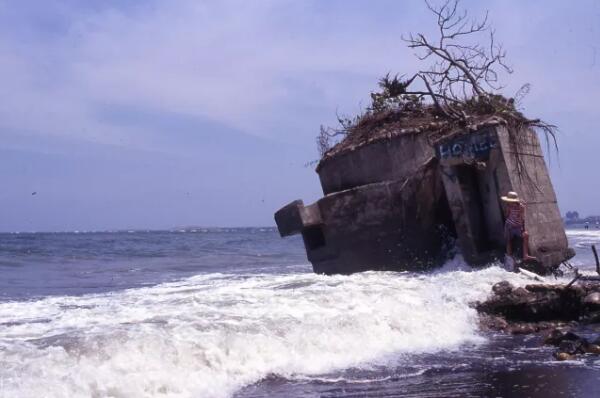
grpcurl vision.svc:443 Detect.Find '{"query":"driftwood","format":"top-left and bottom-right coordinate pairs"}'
top-left (476, 256), bottom-right (600, 360)
top-left (477, 246), bottom-right (600, 335)
top-left (562, 245), bottom-right (600, 287)
top-left (477, 280), bottom-right (600, 330)
top-left (593, 244), bottom-right (600, 275)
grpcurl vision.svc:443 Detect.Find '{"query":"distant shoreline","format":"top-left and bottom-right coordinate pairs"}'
top-left (0, 226), bottom-right (279, 235)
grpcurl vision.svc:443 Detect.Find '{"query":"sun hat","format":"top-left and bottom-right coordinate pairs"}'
top-left (501, 191), bottom-right (520, 203)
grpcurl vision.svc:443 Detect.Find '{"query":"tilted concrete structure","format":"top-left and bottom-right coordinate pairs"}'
top-left (275, 118), bottom-right (573, 274)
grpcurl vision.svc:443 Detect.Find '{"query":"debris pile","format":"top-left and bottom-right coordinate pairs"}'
top-left (477, 280), bottom-right (600, 334)
top-left (476, 279), bottom-right (600, 360)
top-left (320, 93), bottom-right (553, 162)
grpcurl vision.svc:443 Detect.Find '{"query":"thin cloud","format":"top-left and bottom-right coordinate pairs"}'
top-left (1, 0), bottom-right (599, 230)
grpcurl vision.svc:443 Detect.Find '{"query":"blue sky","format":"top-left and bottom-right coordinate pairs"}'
top-left (1, 0), bottom-right (599, 231)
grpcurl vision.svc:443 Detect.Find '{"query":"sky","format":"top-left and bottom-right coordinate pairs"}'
top-left (0, 0), bottom-right (599, 232)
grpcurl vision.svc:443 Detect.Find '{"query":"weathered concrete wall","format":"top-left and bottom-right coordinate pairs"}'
top-left (305, 163), bottom-right (453, 274)
top-left (274, 200), bottom-right (322, 237)
top-left (496, 126), bottom-right (570, 268)
top-left (317, 132), bottom-right (435, 195)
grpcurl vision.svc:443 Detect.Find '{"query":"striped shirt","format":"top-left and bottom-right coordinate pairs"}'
top-left (506, 204), bottom-right (524, 228)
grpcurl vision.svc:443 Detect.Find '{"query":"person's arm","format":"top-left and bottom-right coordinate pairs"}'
top-left (521, 203), bottom-right (526, 228)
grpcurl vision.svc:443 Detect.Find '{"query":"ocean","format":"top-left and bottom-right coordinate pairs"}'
top-left (1, 228), bottom-right (600, 397)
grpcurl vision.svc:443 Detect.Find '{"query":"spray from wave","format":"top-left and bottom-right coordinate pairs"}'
top-left (0, 262), bottom-right (540, 398)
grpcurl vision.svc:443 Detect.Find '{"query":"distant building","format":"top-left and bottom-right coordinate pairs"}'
top-left (565, 215), bottom-right (600, 227)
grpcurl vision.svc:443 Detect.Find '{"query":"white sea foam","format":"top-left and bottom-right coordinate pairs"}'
top-left (566, 229), bottom-right (600, 237)
top-left (0, 265), bottom-right (534, 398)
top-left (565, 229), bottom-right (600, 249)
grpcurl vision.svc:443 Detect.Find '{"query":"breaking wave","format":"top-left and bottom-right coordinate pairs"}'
top-left (0, 264), bottom-right (534, 398)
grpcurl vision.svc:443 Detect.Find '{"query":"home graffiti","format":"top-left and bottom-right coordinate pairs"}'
top-left (437, 133), bottom-right (497, 160)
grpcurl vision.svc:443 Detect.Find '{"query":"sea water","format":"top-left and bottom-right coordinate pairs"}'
top-left (1, 229), bottom-right (599, 397)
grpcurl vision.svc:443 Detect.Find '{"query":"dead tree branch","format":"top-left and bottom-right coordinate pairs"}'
top-left (398, 0), bottom-right (512, 117)
top-left (315, 0), bottom-right (558, 164)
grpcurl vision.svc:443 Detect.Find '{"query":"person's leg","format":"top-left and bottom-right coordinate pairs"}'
top-left (522, 230), bottom-right (536, 261)
top-left (505, 224), bottom-right (513, 256)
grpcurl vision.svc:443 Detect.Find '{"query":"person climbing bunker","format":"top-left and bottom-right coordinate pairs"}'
top-left (501, 191), bottom-right (536, 266)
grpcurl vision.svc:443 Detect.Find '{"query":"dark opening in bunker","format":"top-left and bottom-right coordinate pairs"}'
top-left (434, 185), bottom-right (458, 252)
top-left (302, 225), bottom-right (326, 250)
top-left (453, 164), bottom-right (505, 256)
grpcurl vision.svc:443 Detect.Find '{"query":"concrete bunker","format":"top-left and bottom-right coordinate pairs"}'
top-left (275, 117), bottom-right (573, 275)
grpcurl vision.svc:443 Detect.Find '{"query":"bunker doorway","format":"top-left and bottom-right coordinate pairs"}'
top-left (446, 164), bottom-right (506, 264)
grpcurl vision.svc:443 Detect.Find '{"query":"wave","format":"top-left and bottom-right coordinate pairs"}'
top-left (566, 229), bottom-right (600, 237)
top-left (0, 265), bottom-right (533, 398)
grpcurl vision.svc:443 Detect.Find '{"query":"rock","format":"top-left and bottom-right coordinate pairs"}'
top-left (584, 344), bottom-right (600, 354)
top-left (480, 315), bottom-right (508, 331)
top-left (537, 321), bottom-right (564, 331)
top-left (583, 292), bottom-right (600, 309)
top-left (579, 310), bottom-right (600, 323)
top-left (561, 331), bottom-right (584, 342)
top-left (492, 281), bottom-right (513, 295)
top-left (578, 281), bottom-right (600, 292)
top-left (510, 323), bottom-right (537, 335)
top-left (570, 284), bottom-right (587, 298)
top-left (525, 284), bottom-right (561, 293)
top-left (558, 339), bottom-right (586, 355)
top-left (554, 352), bottom-right (576, 361)
top-left (543, 328), bottom-right (568, 345)
top-left (512, 287), bottom-right (530, 298)
top-left (542, 330), bottom-right (582, 346)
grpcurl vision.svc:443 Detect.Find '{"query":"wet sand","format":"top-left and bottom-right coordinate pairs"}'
top-left (238, 330), bottom-right (600, 397)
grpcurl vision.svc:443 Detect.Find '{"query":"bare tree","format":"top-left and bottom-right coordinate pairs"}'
top-left (317, 0), bottom-right (557, 161)
top-left (395, 0), bottom-right (512, 118)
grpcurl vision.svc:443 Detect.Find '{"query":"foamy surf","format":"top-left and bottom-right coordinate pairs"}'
top-left (0, 263), bottom-right (539, 398)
